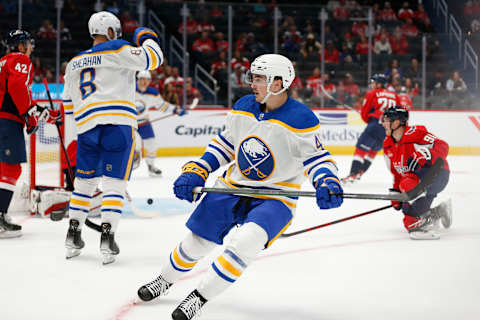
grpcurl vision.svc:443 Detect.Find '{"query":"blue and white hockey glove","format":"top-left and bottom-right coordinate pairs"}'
top-left (173, 161), bottom-right (209, 202)
top-left (133, 27), bottom-right (160, 46)
top-left (174, 105), bottom-right (187, 116)
top-left (314, 170), bottom-right (343, 209)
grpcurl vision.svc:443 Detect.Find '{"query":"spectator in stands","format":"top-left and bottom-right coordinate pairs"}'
top-left (231, 49), bottom-right (250, 71)
top-left (209, 4), bottom-right (223, 19)
top-left (45, 68), bottom-right (54, 83)
top-left (253, 0), bottom-right (267, 14)
top-left (303, 22), bottom-right (319, 40)
top-left (313, 73), bottom-right (336, 107)
top-left (446, 71), bottom-right (468, 99)
top-left (404, 77), bottom-right (419, 98)
top-left (379, 2), bottom-right (397, 21)
top-left (192, 31), bottom-right (215, 53)
top-left (398, 2), bottom-right (414, 21)
top-left (289, 88), bottom-right (304, 104)
top-left (332, 81), bottom-right (352, 107)
top-left (179, 77), bottom-right (203, 106)
top-left (231, 65), bottom-right (249, 100)
top-left (290, 62), bottom-right (304, 89)
top-left (344, 32), bottom-right (355, 52)
top-left (215, 32), bottom-right (228, 52)
top-left (197, 16), bottom-right (215, 35)
top-left (428, 70), bottom-right (447, 96)
top-left (164, 82), bottom-right (180, 106)
top-left (164, 66), bottom-right (184, 88)
top-left (349, 1), bottom-right (364, 18)
top-left (390, 27), bottom-right (409, 54)
top-left (37, 19), bottom-right (56, 40)
top-left (282, 24), bottom-right (303, 57)
top-left (414, 3), bottom-right (428, 25)
top-left (324, 40), bottom-right (340, 64)
top-left (306, 67), bottom-right (322, 97)
top-left (374, 33), bottom-right (392, 55)
top-left (178, 14), bottom-right (198, 35)
top-left (333, 0), bottom-right (350, 20)
top-left (280, 15), bottom-right (295, 34)
top-left (327, 0), bottom-right (340, 11)
top-left (405, 58), bottom-right (421, 81)
top-left (235, 32), bottom-right (248, 52)
top-left (210, 51), bottom-right (227, 77)
top-left (60, 61), bottom-right (68, 83)
top-left (324, 24), bottom-right (338, 45)
top-left (300, 33), bottom-right (322, 59)
top-left (420, 17), bottom-right (435, 34)
top-left (156, 65), bottom-right (172, 92)
top-left (60, 20), bottom-right (72, 41)
top-left (374, 26), bottom-right (390, 42)
top-left (401, 18), bottom-right (419, 38)
top-left (355, 33), bottom-right (370, 59)
top-left (105, 1), bottom-right (119, 16)
top-left (244, 33), bottom-right (268, 58)
top-left (121, 11), bottom-right (139, 35)
top-left (344, 73), bottom-right (360, 99)
top-left (32, 57), bottom-right (46, 83)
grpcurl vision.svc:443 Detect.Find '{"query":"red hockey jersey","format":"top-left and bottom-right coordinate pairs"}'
top-left (0, 52), bottom-right (34, 124)
top-left (383, 125), bottom-right (449, 189)
top-left (361, 88), bottom-right (400, 123)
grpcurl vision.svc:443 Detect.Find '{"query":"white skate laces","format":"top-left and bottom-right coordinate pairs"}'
top-left (146, 276), bottom-right (171, 297)
top-left (177, 291), bottom-right (205, 320)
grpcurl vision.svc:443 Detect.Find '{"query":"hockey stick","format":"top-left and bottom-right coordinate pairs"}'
top-left (138, 97), bottom-right (199, 127)
top-left (319, 83), bottom-right (359, 114)
top-left (124, 190), bottom-right (163, 218)
top-left (192, 159), bottom-right (444, 202)
top-left (280, 204), bottom-right (393, 238)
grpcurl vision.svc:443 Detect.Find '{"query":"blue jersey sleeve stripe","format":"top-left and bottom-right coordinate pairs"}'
top-left (218, 132), bottom-right (234, 150)
top-left (208, 144), bottom-right (231, 163)
top-left (200, 152), bottom-right (220, 172)
top-left (142, 47), bottom-right (149, 70)
top-left (303, 152), bottom-right (331, 166)
top-left (74, 105), bottom-right (137, 121)
top-left (307, 160), bottom-right (337, 175)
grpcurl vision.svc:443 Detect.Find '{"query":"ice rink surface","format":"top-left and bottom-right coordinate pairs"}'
top-left (2, 155), bottom-right (479, 320)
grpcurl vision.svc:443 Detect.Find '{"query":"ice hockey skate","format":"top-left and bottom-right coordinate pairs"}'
top-left (408, 211), bottom-right (441, 240)
top-left (65, 219), bottom-right (84, 258)
top-left (432, 198), bottom-right (452, 229)
top-left (341, 171), bottom-right (363, 184)
top-left (100, 222), bottom-right (119, 265)
top-left (137, 275), bottom-right (172, 302)
top-left (0, 212), bottom-right (22, 238)
top-left (147, 163), bottom-right (162, 177)
top-left (171, 289), bottom-right (207, 320)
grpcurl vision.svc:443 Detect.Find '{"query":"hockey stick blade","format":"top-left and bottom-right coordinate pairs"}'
top-left (194, 187), bottom-right (409, 201)
top-left (85, 218), bottom-right (102, 232)
top-left (125, 191), bottom-right (163, 218)
top-left (281, 204), bottom-right (393, 238)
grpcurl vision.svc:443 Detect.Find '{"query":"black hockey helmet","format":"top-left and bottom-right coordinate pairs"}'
top-left (370, 73), bottom-right (388, 86)
top-left (383, 106), bottom-right (409, 125)
top-left (4, 29), bottom-right (33, 52)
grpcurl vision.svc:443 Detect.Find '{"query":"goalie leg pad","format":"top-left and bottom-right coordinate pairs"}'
top-left (197, 222), bottom-right (268, 300)
top-left (36, 189), bottom-right (71, 219)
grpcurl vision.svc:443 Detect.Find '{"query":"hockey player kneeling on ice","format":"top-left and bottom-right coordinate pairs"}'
top-left (135, 70), bottom-right (186, 177)
top-left (382, 106), bottom-right (451, 240)
top-left (137, 54), bottom-right (343, 320)
top-left (61, 11), bottom-right (164, 264)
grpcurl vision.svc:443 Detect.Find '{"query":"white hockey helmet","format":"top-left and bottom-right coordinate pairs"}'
top-left (137, 70), bottom-right (152, 79)
top-left (246, 54), bottom-right (295, 103)
top-left (88, 11), bottom-right (122, 40)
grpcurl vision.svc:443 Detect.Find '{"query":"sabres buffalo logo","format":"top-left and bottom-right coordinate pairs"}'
top-left (237, 136), bottom-right (274, 181)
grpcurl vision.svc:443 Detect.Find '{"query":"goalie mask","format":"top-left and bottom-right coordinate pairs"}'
top-left (88, 11), bottom-right (122, 40)
top-left (245, 54), bottom-right (295, 104)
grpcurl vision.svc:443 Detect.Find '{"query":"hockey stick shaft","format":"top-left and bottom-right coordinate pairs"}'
top-left (139, 97), bottom-right (199, 127)
top-left (281, 204), bottom-right (393, 237)
top-left (319, 84), bottom-right (359, 114)
top-left (193, 187), bottom-right (408, 201)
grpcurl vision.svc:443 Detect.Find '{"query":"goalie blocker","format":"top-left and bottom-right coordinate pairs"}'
top-left (31, 187), bottom-right (101, 220)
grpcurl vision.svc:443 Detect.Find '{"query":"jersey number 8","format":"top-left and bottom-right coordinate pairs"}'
top-left (79, 68), bottom-right (96, 100)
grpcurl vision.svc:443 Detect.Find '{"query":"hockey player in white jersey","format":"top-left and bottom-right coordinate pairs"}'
top-left (137, 54), bottom-right (344, 319)
top-left (62, 11), bottom-right (164, 264)
top-left (134, 70), bottom-right (186, 176)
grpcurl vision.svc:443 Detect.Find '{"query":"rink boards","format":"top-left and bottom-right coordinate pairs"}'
top-left (150, 108), bottom-right (480, 156)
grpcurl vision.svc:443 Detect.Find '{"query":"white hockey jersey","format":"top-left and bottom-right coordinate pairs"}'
top-left (199, 94), bottom-right (338, 212)
top-left (135, 85), bottom-right (177, 125)
top-left (62, 39), bottom-right (163, 134)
